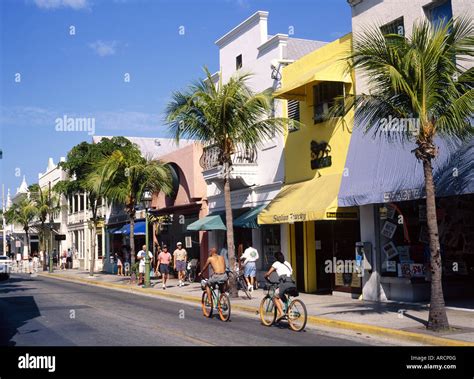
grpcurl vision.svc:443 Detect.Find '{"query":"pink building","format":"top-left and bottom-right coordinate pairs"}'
top-left (151, 143), bottom-right (209, 268)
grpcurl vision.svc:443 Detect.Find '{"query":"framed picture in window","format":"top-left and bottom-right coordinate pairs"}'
top-left (381, 221), bottom-right (397, 239)
top-left (382, 241), bottom-right (399, 260)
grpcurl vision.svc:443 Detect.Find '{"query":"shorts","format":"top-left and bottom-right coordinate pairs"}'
top-left (139, 264), bottom-right (145, 274)
top-left (176, 260), bottom-right (186, 272)
top-left (244, 261), bottom-right (256, 277)
top-left (208, 272), bottom-right (228, 286)
top-left (159, 264), bottom-right (170, 274)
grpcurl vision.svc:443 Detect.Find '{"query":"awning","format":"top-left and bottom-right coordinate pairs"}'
top-left (113, 221), bottom-right (146, 235)
top-left (338, 126), bottom-right (474, 206)
top-left (233, 205), bottom-right (267, 228)
top-left (273, 61), bottom-right (352, 100)
top-left (187, 214), bottom-right (226, 231)
top-left (258, 173), bottom-right (359, 225)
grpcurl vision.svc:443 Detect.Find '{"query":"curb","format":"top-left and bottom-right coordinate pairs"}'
top-left (38, 272), bottom-right (474, 347)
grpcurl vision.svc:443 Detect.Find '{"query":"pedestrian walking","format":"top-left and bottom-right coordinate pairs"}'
top-left (137, 245), bottom-right (153, 286)
top-left (61, 250), bottom-right (67, 270)
top-left (173, 242), bottom-right (187, 287)
top-left (220, 242), bottom-right (229, 271)
top-left (116, 252), bottom-right (124, 276)
top-left (157, 245), bottom-right (172, 289)
top-left (122, 246), bottom-right (131, 276)
top-left (66, 248), bottom-right (72, 269)
top-left (32, 252), bottom-right (39, 273)
top-left (16, 251), bottom-right (22, 272)
top-left (240, 243), bottom-right (259, 293)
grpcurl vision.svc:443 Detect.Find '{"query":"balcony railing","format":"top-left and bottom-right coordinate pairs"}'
top-left (199, 144), bottom-right (257, 170)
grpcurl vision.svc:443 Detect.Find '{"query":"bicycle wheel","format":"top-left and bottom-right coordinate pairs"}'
top-left (218, 293), bottom-right (231, 321)
top-left (259, 295), bottom-right (276, 326)
top-left (287, 299), bottom-right (307, 332)
top-left (239, 277), bottom-right (252, 299)
top-left (201, 291), bottom-right (213, 318)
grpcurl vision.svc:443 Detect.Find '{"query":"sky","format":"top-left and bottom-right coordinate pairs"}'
top-left (0, 0), bottom-right (352, 197)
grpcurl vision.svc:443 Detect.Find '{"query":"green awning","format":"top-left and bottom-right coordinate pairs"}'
top-left (233, 205), bottom-right (267, 228)
top-left (187, 214), bottom-right (227, 231)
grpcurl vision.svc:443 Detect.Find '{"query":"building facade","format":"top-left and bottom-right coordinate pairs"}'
top-left (340, 0), bottom-right (474, 302)
top-left (202, 11), bottom-right (327, 279)
top-left (258, 34), bottom-right (360, 295)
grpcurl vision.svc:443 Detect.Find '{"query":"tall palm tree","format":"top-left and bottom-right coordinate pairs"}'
top-left (339, 18), bottom-right (474, 330)
top-left (4, 198), bottom-right (38, 257)
top-left (165, 68), bottom-right (288, 296)
top-left (88, 150), bottom-right (172, 266)
top-left (29, 184), bottom-right (60, 258)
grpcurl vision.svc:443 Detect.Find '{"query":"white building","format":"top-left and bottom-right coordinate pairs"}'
top-left (203, 11), bottom-right (326, 276)
top-left (343, 0), bottom-right (474, 302)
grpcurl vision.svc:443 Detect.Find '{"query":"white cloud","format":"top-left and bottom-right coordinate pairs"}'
top-left (88, 40), bottom-right (119, 57)
top-left (33, 0), bottom-right (90, 10)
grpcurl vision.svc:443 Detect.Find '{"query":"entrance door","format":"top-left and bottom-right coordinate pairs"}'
top-left (314, 220), bottom-right (361, 294)
top-left (315, 221), bottom-right (333, 293)
top-left (294, 222), bottom-right (305, 291)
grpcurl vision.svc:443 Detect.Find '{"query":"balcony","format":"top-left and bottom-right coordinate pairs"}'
top-left (200, 144), bottom-right (258, 188)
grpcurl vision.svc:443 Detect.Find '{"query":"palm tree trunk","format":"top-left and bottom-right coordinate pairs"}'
top-left (223, 162), bottom-right (238, 298)
top-left (423, 158), bottom-right (449, 330)
top-left (90, 222), bottom-right (96, 276)
top-left (130, 216), bottom-right (136, 265)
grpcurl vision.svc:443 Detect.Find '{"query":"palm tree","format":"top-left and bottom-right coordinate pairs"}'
top-left (339, 18), bottom-right (474, 330)
top-left (165, 68), bottom-right (288, 296)
top-left (88, 150), bottom-right (172, 266)
top-left (4, 198), bottom-right (38, 257)
top-left (28, 184), bottom-right (60, 259)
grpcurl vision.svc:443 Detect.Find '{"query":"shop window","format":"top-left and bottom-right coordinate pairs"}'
top-left (313, 82), bottom-right (344, 124)
top-left (236, 54), bottom-right (243, 70)
top-left (262, 225), bottom-right (281, 270)
top-left (380, 17), bottom-right (405, 36)
top-left (73, 195), bottom-right (79, 214)
top-left (425, 0), bottom-right (452, 29)
top-left (287, 100), bottom-right (300, 132)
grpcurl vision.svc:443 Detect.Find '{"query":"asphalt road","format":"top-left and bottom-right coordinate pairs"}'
top-left (0, 274), bottom-right (376, 346)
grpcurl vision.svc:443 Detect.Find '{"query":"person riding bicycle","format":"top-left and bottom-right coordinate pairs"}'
top-left (198, 248), bottom-right (228, 302)
top-left (264, 251), bottom-right (296, 322)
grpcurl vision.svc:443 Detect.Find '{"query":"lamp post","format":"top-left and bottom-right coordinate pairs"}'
top-left (142, 191), bottom-right (152, 288)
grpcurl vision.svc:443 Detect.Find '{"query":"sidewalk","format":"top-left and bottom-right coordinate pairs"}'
top-left (37, 269), bottom-right (474, 346)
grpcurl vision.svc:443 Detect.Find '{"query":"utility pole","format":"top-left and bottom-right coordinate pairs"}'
top-left (2, 184), bottom-right (6, 256)
top-left (49, 181), bottom-right (54, 273)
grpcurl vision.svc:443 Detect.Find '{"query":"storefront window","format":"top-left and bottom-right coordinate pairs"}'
top-left (378, 195), bottom-right (474, 282)
top-left (262, 225), bottom-right (281, 270)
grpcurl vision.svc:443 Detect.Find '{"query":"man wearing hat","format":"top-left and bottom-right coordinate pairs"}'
top-left (173, 242), bottom-right (187, 287)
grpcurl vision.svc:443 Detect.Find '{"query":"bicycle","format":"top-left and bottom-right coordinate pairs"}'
top-left (200, 276), bottom-right (231, 322)
top-left (227, 268), bottom-right (252, 299)
top-left (259, 278), bottom-right (307, 332)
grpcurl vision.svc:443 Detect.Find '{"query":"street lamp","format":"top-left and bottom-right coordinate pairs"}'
top-left (141, 191), bottom-right (152, 288)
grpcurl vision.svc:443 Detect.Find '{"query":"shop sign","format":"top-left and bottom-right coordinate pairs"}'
top-left (272, 213), bottom-right (306, 223)
top-left (310, 140), bottom-right (332, 170)
top-left (325, 211), bottom-right (359, 219)
top-left (383, 188), bottom-right (422, 202)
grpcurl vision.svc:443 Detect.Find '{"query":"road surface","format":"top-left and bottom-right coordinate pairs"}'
top-left (0, 274), bottom-right (382, 346)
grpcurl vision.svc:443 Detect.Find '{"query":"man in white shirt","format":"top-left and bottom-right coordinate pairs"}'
top-left (240, 243), bottom-right (259, 292)
top-left (137, 245), bottom-right (153, 286)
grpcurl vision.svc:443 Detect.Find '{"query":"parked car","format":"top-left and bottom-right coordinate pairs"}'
top-left (0, 255), bottom-right (12, 280)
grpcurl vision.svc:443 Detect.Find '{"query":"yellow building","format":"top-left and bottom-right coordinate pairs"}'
top-left (258, 34), bottom-right (361, 295)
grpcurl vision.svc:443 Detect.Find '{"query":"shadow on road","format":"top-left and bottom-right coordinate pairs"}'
top-left (0, 292), bottom-right (41, 346)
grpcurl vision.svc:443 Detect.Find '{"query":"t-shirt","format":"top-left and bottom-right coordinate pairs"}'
top-left (158, 252), bottom-right (172, 265)
top-left (173, 248), bottom-right (187, 261)
top-left (272, 261), bottom-right (293, 277)
top-left (16, 253), bottom-right (21, 261)
top-left (137, 250), bottom-right (153, 267)
top-left (241, 247), bottom-right (259, 265)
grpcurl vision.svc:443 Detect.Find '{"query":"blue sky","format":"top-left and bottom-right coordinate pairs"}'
top-left (0, 0), bottom-right (351, 196)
